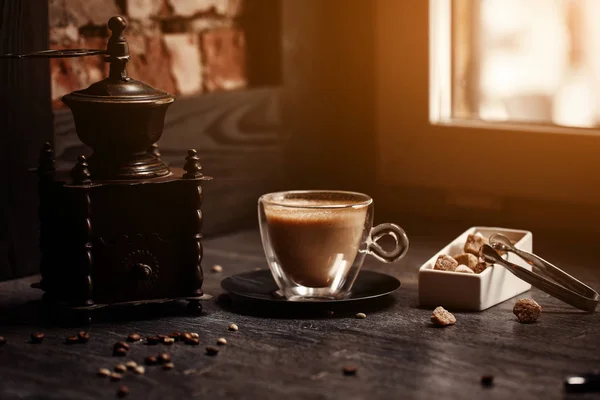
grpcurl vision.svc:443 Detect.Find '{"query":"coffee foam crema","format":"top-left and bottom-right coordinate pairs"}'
top-left (264, 202), bottom-right (368, 288)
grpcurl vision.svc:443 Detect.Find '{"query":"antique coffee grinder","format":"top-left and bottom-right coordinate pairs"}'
top-left (4, 16), bottom-right (211, 318)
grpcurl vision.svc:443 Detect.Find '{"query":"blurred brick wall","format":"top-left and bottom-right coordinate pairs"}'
top-left (49, 0), bottom-right (247, 108)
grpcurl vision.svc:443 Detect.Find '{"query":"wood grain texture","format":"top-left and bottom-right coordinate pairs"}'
top-left (0, 223), bottom-right (599, 399)
top-left (53, 87), bottom-right (285, 236)
top-left (0, 0), bottom-right (52, 281)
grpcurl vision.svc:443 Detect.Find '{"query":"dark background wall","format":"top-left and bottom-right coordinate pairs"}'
top-left (0, 1), bottom-right (53, 280)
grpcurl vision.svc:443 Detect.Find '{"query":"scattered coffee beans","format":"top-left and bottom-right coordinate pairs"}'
top-left (205, 346), bottom-right (219, 356)
top-left (481, 375), bottom-right (494, 387)
top-left (228, 323), bottom-right (239, 332)
top-left (114, 342), bottom-right (130, 351)
top-left (157, 352), bottom-right (171, 364)
top-left (0, 336), bottom-right (6, 346)
top-left (146, 336), bottom-right (160, 345)
top-left (113, 348), bottom-right (128, 357)
top-left (211, 265), bottom-right (223, 273)
top-left (110, 372), bottom-right (123, 381)
top-left (134, 366), bottom-right (145, 375)
top-left (169, 332), bottom-right (182, 341)
top-left (217, 337), bottom-right (227, 346)
top-left (342, 365), bottom-right (358, 376)
top-left (65, 336), bottom-right (79, 345)
top-left (183, 333), bottom-right (199, 345)
top-left (114, 364), bottom-right (127, 373)
top-left (78, 331), bottom-right (90, 343)
top-left (30, 332), bottom-right (45, 344)
top-left (513, 298), bottom-right (542, 323)
top-left (163, 363), bottom-right (175, 370)
top-left (113, 343), bottom-right (129, 356)
top-left (126, 333), bottom-right (141, 342)
top-left (355, 313), bottom-right (367, 319)
top-left (117, 385), bottom-right (129, 398)
top-left (431, 306), bottom-right (456, 326)
top-left (125, 361), bottom-right (137, 370)
top-left (97, 368), bottom-right (111, 377)
top-left (145, 356), bottom-right (158, 366)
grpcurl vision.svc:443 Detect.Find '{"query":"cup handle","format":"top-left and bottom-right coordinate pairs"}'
top-left (367, 223), bottom-right (409, 263)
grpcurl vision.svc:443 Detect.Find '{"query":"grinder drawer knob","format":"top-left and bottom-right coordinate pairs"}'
top-left (135, 263), bottom-right (152, 278)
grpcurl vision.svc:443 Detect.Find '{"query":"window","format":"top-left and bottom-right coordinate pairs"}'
top-left (376, 0), bottom-right (600, 224)
top-left (431, 0), bottom-right (600, 129)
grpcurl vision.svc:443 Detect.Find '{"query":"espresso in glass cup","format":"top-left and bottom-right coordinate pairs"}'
top-left (258, 190), bottom-right (409, 301)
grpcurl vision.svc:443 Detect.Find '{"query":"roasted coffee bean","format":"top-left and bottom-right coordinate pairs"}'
top-left (168, 332), bottom-right (182, 341)
top-left (117, 385), bottom-right (129, 398)
top-left (481, 375), bottom-right (494, 387)
top-left (217, 337), bottom-right (227, 346)
top-left (0, 336), bottom-right (6, 346)
top-left (77, 331), bottom-right (90, 343)
top-left (65, 336), bottom-right (79, 345)
top-left (186, 337), bottom-right (200, 346)
top-left (162, 363), bottom-right (174, 370)
top-left (342, 365), bottom-right (358, 376)
top-left (228, 323), bottom-right (238, 332)
top-left (189, 332), bottom-right (199, 339)
top-left (126, 333), bottom-right (141, 342)
top-left (114, 342), bottom-right (130, 351)
top-left (110, 372), bottom-right (123, 381)
top-left (355, 313), bottom-right (367, 319)
top-left (144, 356), bottom-right (158, 365)
top-left (205, 346), bottom-right (219, 356)
top-left (97, 368), bottom-right (111, 377)
top-left (211, 265), bottom-right (223, 273)
top-left (163, 337), bottom-right (175, 345)
top-left (125, 361), bottom-right (137, 370)
top-left (146, 336), bottom-right (160, 345)
top-left (113, 347), bottom-right (128, 357)
top-left (182, 332), bottom-right (193, 341)
top-left (158, 334), bottom-right (169, 341)
top-left (157, 352), bottom-right (171, 364)
top-left (134, 366), bottom-right (145, 375)
top-left (114, 364), bottom-right (127, 373)
top-left (30, 332), bottom-right (45, 343)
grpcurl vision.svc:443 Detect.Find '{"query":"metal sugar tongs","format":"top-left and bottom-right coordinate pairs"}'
top-left (480, 234), bottom-right (599, 312)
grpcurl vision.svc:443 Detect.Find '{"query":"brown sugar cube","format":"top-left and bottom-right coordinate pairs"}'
top-left (464, 234), bottom-right (487, 256)
top-left (513, 298), bottom-right (542, 323)
top-left (453, 253), bottom-right (478, 270)
top-left (431, 306), bottom-right (456, 326)
top-left (455, 265), bottom-right (474, 274)
top-left (433, 254), bottom-right (458, 272)
top-left (472, 262), bottom-right (488, 274)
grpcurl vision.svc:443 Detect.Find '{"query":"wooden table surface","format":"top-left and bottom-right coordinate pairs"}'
top-left (0, 224), bottom-right (599, 400)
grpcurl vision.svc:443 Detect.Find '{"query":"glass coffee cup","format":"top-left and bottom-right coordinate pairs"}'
top-left (258, 190), bottom-right (409, 301)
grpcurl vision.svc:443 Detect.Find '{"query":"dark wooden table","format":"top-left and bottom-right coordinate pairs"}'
top-left (0, 223), bottom-right (599, 400)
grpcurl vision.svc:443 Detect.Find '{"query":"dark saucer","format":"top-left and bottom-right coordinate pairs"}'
top-left (220, 269), bottom-right (401, 304)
